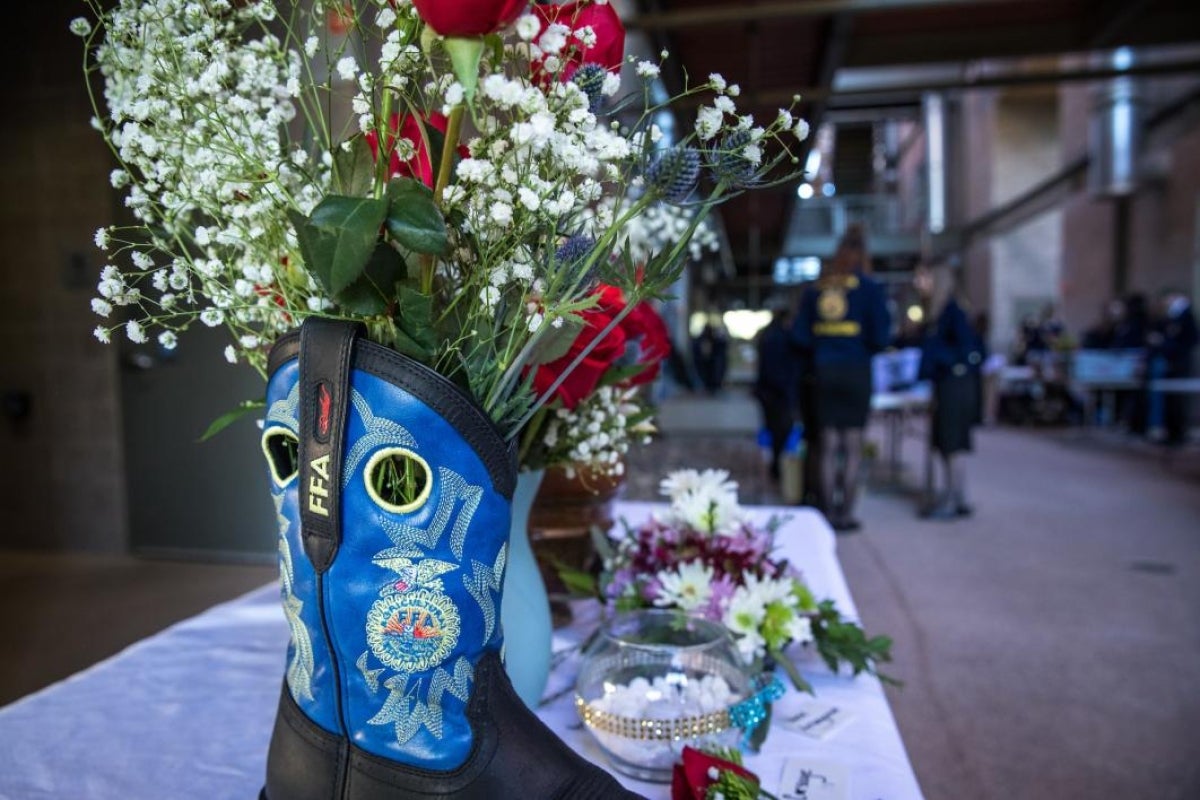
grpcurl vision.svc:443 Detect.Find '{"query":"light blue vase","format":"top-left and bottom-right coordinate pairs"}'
top-left (500, 469), bottom-right (553, 708)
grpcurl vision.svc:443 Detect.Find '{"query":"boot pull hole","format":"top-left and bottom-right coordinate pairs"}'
top-left (365, 448), bottom-right (432, 514)
top-left (262, 429), bottom-right (300, 487)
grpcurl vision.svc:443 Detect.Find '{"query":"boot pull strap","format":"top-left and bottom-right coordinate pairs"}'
top-left (297, 317), bottom-right (363, 573)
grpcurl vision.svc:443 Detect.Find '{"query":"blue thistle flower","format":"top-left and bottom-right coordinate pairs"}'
top-left (555, 235), bottom-right (595, 268)
top-left (571, 64), bottom-right (607, 114)
top-left (646, 147), bottom-right (701, 204)
top-left (555, 234), bottom-right (600, 286)
top-left (706, 129), bottom-right (757, 187)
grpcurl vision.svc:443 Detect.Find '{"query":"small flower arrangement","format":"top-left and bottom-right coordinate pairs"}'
top-left (568, 469), bottom-right (894, 693)
top-left (75, 0), bottom-right (809, 452)
top-left (672, 746), bottom-right (773, 800)
top-left (538, 384), bottom-right (654, 480)
top-left (517, 282), bottom-right (666, 476)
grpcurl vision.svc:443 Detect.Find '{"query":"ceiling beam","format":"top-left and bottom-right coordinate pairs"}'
top-left (734, 56), bottom-right (1200, 108)
top-left (627, 0), bottom-right (1043, 30)
top-left (1087, 0), bottom-right (1157, 48)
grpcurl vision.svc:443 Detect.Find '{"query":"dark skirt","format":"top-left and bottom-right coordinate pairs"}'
top-left (932, 372), bottom-right (976, 454)
top-left (816, 361), bottom-right (873, 430)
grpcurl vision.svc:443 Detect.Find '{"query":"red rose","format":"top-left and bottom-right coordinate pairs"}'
top-left (412, 0), bottom-right (529, 37)
top-left (532, 1), bottom-right (625, 82)
top-left (621, 300), bottom-right (670, 385)
top-left (364, 113), bottom-right (467, 188)
top-left (670, 746), bottom-right (759, 800)
top-left (591, 285), bottom-right (669, 386)
top-left (532, 298), bottom-right (627, 410)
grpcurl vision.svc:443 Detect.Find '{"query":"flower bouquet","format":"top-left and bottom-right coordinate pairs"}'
top-left (672, 746), bottom-right (774, 800)
top-left (520, 283), bottom-right (666, 479)
top-left (568, 468), bottom-right (894, 696)
top-left (76, 0), bottom-right (812, 794)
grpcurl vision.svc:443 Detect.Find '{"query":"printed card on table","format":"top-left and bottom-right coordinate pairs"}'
top-left (775, 757), bottom-right (850, 800)
top-left (778, 702), bottom-right (856, 740)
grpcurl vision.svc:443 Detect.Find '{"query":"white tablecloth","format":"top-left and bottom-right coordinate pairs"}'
top-left (0, 503), bottom-right (923, 800)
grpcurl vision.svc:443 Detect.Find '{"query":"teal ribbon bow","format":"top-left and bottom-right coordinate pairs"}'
top-left (729, 674), bottom-right (786, 747)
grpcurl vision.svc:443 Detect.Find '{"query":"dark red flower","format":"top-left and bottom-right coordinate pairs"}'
top-left (621, 300), bottom-right (670, 385)
top-left (364, 113), bottom-right (467, 188)
top-left (532, 1), bottom-right (625, 82)
top-left (532, 291), bottom-right (627, 410)
top-left (412, 0), bottom-right (528, 37)
top-left (670, 746), bottom-right (759, 800)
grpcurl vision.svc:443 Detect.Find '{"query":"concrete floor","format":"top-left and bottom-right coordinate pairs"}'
top-left (2, 396), bottom-right (1199, 799)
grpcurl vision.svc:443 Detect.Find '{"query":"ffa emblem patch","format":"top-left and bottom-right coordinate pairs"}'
top-left (818, 288), bottom-right (848, 321)
top-left (366, 589), bottom-right (461, 674)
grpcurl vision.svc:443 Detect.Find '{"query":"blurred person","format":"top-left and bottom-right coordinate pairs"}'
top-left (692, 322), bottom-right (728, 394)
top-left (920, 295), bottom-right (983, 519)
top-left (1082, 299), bottom-right (1125, 349)
top-left (1148, 288), bottom-right (1198, 446)
top-left (1116, 293), bottom-right (1151, 434)
top-left (754, 308), bottom-right (800, 481)
top-left (791, 225), bottom-right (891, 532)
top-left (969, 311), bottom-right (990, 428)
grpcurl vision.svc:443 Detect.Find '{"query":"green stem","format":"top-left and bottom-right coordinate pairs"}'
top-left (516, 406), bottom-right (549, 467)
top-left (422, 103), bottom-right (466, 294)
top-left (373, 88), bottom-right (394, 200)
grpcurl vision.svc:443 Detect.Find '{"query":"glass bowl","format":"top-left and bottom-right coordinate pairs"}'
top-left (574, 609), bottom-right (752, 782)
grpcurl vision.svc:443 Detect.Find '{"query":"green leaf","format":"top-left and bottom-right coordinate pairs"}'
top-left (289, 208), bottom-right (336, 291)
top-left (334, 243), bottom-right (406, 316)
top-left (442, 36), bottom-right (485, 103)
top-left (772, 650), bottom-right (814, 695)
top-left (395, 282), bottom-right (437, 352)
top-left (307, 195), bottom-right (389, 294)
top-left (525, 314), bottom-right (584, 366)
top-left (746, 702), bottom-right (772, 753)
top-left (599, 362), bottom-right (650, 387)
top-left (549, 557), bottom-right (598, 598)
top-left (332, 136), bottom-right (377, 197)
top-left (385, 178), bottom-right (448, 255)
top-left (198, 399), bottom-right (266, 442)
top-left (589, 523), bottom-right (615, 561)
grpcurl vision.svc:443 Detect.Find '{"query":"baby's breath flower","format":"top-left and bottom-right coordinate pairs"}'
top-left (94, 227), bottom-right (110, 250)
top-left (515, 13), bottom-right (540, 41)
top-left (93, 326), bottom-right (111, 344)
top-left (158, 331), bottom-right (178, 350)
top-left (695, 106), bottom-right (724, 141)
top-left (91, 298), bottom-right (112, 317)
top-left (69, 17), bottom-right (92, 37)
top-left (125, 320), bottom-right (147, 344)
top-left (376, 7), bottom-right (397, 28)
top-left (794, 119), bottom-right (811, 141)
top-left (636, 61), bottom-right (661, 79)
top-left (336, 57), bottom-right (359, 82)
top-left (224, 345), bottom-right (238, 364)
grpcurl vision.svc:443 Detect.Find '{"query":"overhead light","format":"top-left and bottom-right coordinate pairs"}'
top-left (723, 309), bottom-right (773, 340)
top-left (822, 182), bottom-right (836, 197)
top-left (796, 182), bottom-right (814, 200)
top-left (804, 149), bottom-right (822, 177)
top-left (906, 305), bottom-right (924, 323)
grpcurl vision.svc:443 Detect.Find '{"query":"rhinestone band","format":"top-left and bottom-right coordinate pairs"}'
top-left (574, 695), bottom-right (734, 742)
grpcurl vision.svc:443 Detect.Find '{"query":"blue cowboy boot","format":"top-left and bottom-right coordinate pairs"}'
top-left (259, 319), bottom-right (640, 800)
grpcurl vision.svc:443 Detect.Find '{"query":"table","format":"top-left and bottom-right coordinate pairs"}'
top-left (0, 503), bottom-right (923, 800)
top-left (871, 384), bottom-right (932, 491)
top-left (1149, 377), bottom-right (1200, 393)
